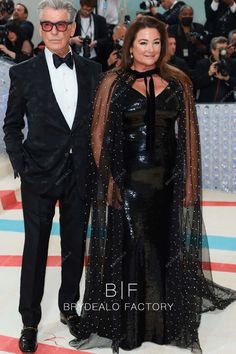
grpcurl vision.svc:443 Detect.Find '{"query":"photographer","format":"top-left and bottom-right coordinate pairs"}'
top-left (0, 20), bottom-right (33, 62)
top-left (193, 36), bottom-right (236, 102)
top-left (228, 29), bottom-right (236, 59)
top-left (12, 3), bottom-right (34, 40)
top-left (106, 23), bottom-right (127, 69)
top-left (0, 0), bottom-right (14, 25)
top-left (147, 0), bottom-right (186, 25)
top-left (169, 5), bottom-right (208, 69)
top-left (205, 0), bottom-right (236, 38)
top-left (71, 0), bottom-right (108, 69)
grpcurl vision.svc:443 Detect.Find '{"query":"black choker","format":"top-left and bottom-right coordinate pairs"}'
top-left (129, 67), bottom-right (160, 79)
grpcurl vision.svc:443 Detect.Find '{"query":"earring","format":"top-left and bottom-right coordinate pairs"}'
top-left (130, 53), bottom-right (133, 59)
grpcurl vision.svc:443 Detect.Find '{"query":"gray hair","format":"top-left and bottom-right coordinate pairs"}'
top-left (210, 36), bottom-right (228, 51)
top-left (179, 5), bottom-right (194, 15)
top-left (38, 0), bottom-right (77, 22)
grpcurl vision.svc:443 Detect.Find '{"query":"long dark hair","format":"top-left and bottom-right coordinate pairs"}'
top-left (120, 16), bottom-right (190, 84)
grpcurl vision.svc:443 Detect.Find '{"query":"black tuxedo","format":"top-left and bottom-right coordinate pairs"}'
top-left (3, 50), bottom-right (101, 326)
top-left (73, 12), bottom-right (108, 68)
top-left (4, 51), bottom-right (100, 198)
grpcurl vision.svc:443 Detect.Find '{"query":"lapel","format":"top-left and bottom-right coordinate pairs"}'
top-left (71, 52), bottom-right (91, 131)
top-left (92, 13), bottom-right (98, 40)
top-left (33, 51), bottom-right (71, 131)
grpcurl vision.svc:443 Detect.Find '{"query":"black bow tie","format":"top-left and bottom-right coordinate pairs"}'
top-left (53, 52), bottom-right (74, 69)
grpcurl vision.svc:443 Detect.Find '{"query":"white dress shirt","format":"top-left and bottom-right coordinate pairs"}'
top-left (45, 47), bottom-right (78, 130)
top-left (211, 0), bottom-right (236, 13)
top-left (80, 16), bottom-right (96, 58)
top-left (97, 0), bottom-right (120, 25)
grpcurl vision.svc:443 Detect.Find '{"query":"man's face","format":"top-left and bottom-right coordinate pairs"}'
top-left (39, 7), bottom-right (76, 56)
top-left (80, 4), bottom-right (94, 18)
top-left (161, 0), bottom-right (173, 10)
top-left (212, 43), bottom-right (228, 61)
top-left (13, 4), bottom-right (27, 21)
top-left (168, 37), bottom-right (176, 56)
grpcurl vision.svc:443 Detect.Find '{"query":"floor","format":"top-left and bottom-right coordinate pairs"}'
top-left (0, 156), bottom-right (236, 354)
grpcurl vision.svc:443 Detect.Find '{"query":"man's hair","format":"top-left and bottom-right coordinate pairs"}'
top-left (210, 36), bottom-right (228, 50)
top-left (80, 0), bottom-right (97, 7)
top-left (16, 3), bottom-right (28, 15)
top-left (179, 5), bottom-right (194, 16)
top-left (38, 0), bottom-right (77, 22)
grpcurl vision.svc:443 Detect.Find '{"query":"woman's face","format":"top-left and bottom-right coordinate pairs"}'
top-left (7, 30), bottom-right (17, 42)
top-left (131, 27), bottom-right (161, 71)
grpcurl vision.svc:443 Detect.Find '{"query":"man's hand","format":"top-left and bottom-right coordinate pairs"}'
top-left (89, 40), bottom-right (97, 49)
top-left (208, 61), bottom-right (218, 76)
top-left (107, 50), bottom-right (120, 67)
top-left (214, 72), bottom-right (230, 80)
top-left (0, 44), bottom-right (9, 55)
top-left (70, 36), bottom-right (83, 46)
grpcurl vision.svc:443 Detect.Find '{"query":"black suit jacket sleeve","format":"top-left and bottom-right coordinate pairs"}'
top-left (193, 59), bottom-right (212, 88)
top-left (3, 66), bottom-right (26, 175)
top-left (93, 14), bottom-right (108, 49)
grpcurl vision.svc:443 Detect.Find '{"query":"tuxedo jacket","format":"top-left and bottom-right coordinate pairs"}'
top-left (3, 50), bottom-right (101, 198)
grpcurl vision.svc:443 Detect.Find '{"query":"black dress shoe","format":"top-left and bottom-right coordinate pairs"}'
top-left (60, 312), bottom-right (81, 337)
top-left (19, 327), bottom-right (38, 353)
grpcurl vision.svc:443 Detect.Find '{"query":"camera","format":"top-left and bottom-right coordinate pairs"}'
top-left (188, 32), bottom-right (205, 41)
top-left (113, 38), bottom-right (124, 59)
top-left (82, 35), bottom-right (91, 59)
top-left (216, 48), bottom-right (229, 77)
top-left (140, 1), bottom-right (161, 10)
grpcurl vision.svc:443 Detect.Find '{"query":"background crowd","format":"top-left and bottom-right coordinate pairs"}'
top-left (1, 0), bottom-right (236, 103)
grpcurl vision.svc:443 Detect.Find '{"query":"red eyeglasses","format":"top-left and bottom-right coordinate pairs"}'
top-left (40, 21), bottom-right (73, 32)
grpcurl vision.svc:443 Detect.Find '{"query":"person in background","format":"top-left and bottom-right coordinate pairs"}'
top-left (0, 0), bottom-right (14, 25)
top-left (167, 32), bottom-right (190, 76)
top-left (204, 0), bottom-right (236, 38)
top-left (160, 0), bottom-right (185, 25)
top-left (193, 36), bottom-right (236, 102)
top-left (228, 29), bottom-right (236, 58)
top-left (3, 0), bottom-right (101, 352)
top-left (0, 20), bottom-right (33, 62)
top-left (96, 0), bottom-right (120, 38)
top-left (106, 23), bottom-right (128, 69)
top-left (169, 5), bottom-right (208, 69)
top-left (70, 0), bottom-right (108, 69)
top-left (12, 2), bottom-right (34, 40)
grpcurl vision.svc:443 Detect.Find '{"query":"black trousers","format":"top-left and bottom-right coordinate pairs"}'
top-left (19, 158), bottom-right (89, 326)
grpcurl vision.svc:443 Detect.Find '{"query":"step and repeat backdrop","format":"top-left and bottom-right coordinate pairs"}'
top-left (0, 58), bottom-right (236, 193)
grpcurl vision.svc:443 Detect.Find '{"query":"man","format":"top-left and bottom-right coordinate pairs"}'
top-left (96, 0), bottom-right (120, 37)
top-left (12, 2), bottom-right (34, 40)
top-left (169, 5), bottom-right (208, 69)
top-left (161, 0), bottom-right (185, 25)
top-left (167, 32), bottom-right (191, 76)
top-left (70, 0), bottom-right (108, 69)
top-left (205, 0), bottom-right (236, 38)
top-left (3, 0), bottom-right (101, 352)
top-left (228, 29), bottom-right (236, 58)
top-left (193, 36), bottom-right (236, 102)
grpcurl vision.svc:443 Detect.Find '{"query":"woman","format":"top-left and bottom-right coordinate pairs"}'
top-left (0, 20), bottom-right (33, 62)
top-left (71, 16), bottom-right (236, 353)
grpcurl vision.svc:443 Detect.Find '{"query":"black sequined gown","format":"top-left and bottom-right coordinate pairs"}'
top-left (120, 85), bottom-right (179, 349)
